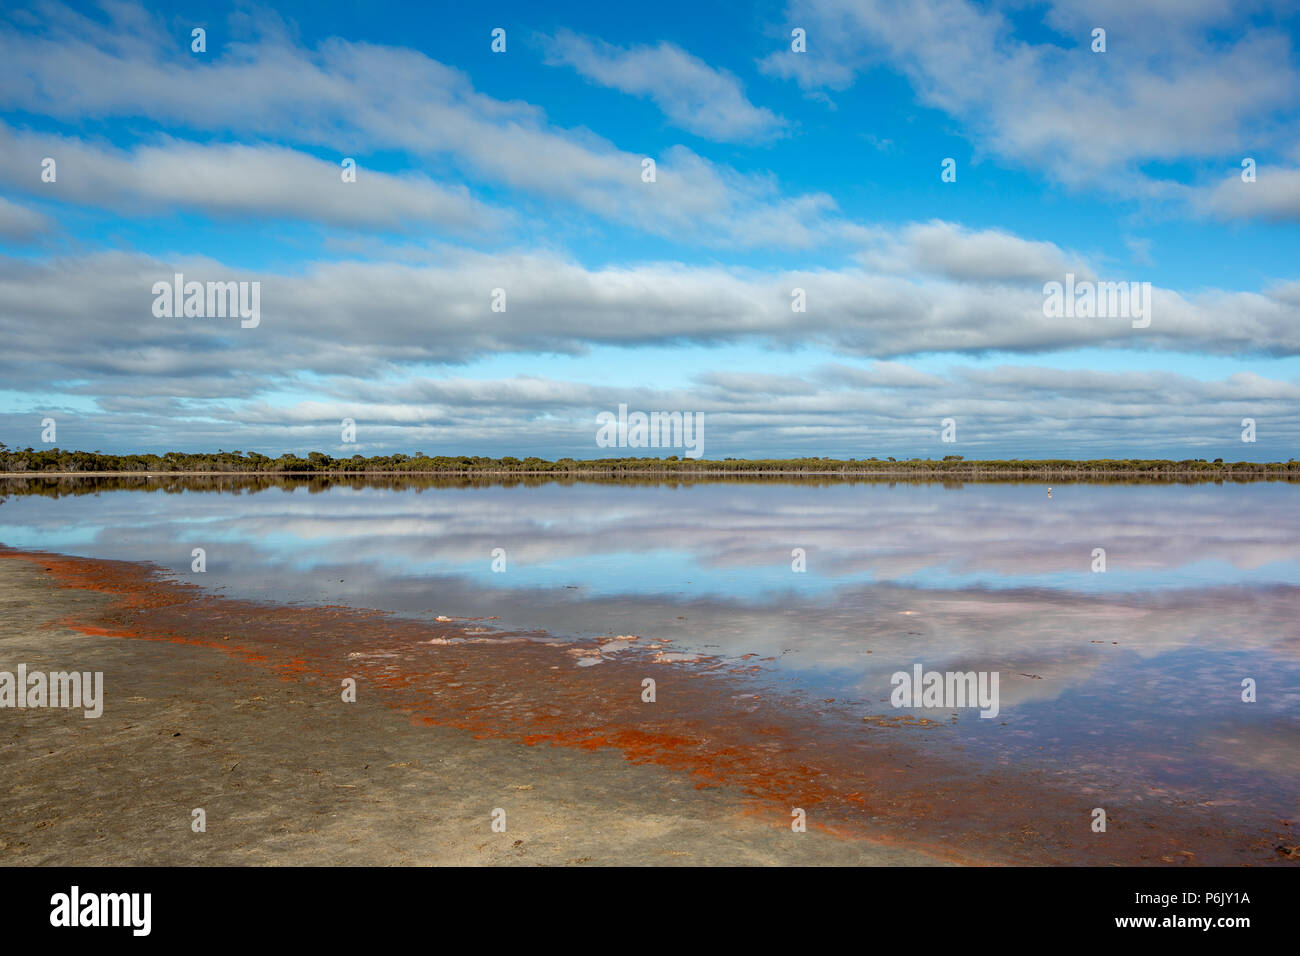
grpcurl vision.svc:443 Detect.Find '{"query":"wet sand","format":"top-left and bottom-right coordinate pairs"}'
top-left (0, 551), bottom-right (941, 865)
top-left (0, 546), bottom-right (1292, 866)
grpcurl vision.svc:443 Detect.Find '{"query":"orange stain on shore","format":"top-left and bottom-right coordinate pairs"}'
top-left (1, 545), bottom-right (1280, 866)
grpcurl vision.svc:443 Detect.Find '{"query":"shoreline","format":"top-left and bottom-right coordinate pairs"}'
top-left (3, 469), bottom-right (1298, 485)
top-left (1, 545), bottom-right (1294, 866)
top-left (0, 551), bottom-right (941, 866)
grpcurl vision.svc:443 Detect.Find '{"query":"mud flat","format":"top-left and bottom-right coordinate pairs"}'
top-left (0, 551), bottom-right (942, 865)
top-left (0, 546), bottom-right (1291, 866)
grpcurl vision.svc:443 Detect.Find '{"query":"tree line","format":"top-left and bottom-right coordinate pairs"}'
top-left (1, 442), bottom-right (1296, 480)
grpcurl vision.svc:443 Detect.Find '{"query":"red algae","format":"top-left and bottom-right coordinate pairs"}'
top-left (1, 545), bottom-right (1287, 866)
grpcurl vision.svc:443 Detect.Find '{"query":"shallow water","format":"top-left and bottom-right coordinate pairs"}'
top-left (3, 477), bottom-right (1297, 833)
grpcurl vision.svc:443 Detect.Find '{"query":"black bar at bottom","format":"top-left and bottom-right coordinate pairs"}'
top-left (0, 864), bottom-right (1282, 943)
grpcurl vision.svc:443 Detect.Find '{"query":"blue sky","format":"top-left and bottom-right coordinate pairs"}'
top-left (1, 0), bottom-right (1298, 460)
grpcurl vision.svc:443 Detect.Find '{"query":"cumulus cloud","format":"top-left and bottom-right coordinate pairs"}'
top-left (4, 350), bottom-right (1298, 458)
top-left (760, 0), bottom-right (1300, 203)
top-left (2, 236), bottom-right (1300, 458)
top-left (1, 241), bottom-right (1299, 406)
top-left (544, 30), bottom-right (786, 143)
top-left (0, 0), bottom-right (1292, 462)
top-left (1199, 165), bottom-right (1300, 223)
top-left (0, 2), bottom-right (834, 248)
top-left (857, 220), bottom-right (1089, 282)
top-left (0, 124), bottom-right (505, 233)
top-left (0, 196), bottom-right (50, 240)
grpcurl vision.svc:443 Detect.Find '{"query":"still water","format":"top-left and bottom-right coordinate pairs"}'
top-left (3, 477), bottom-right (1297, 824)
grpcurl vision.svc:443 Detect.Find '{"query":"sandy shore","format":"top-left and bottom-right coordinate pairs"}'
top-left (2, 546), bottom-right (1292, 866)
top-left (0, 552), bottom-right (944, 866)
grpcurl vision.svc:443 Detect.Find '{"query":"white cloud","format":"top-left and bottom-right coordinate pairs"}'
top-left (0, 124), bottom-right (505, 232)
top-left (0, 196), bottom-right (50, 240)
top-left (1, 241), bottom-right (1298, 407)
top-left (0, 3), bottom-right (833, 248)
top-left (762, 0), bottom-right (1300, 202)
top-left (5, 355), bottom-right (1298, 459)
top-left (545, 30), bottom-right (786, 143)
top-left (1199, 166), bottom-right (1300, 223)
top-left (857, 220), bottom-right (1088, 282)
